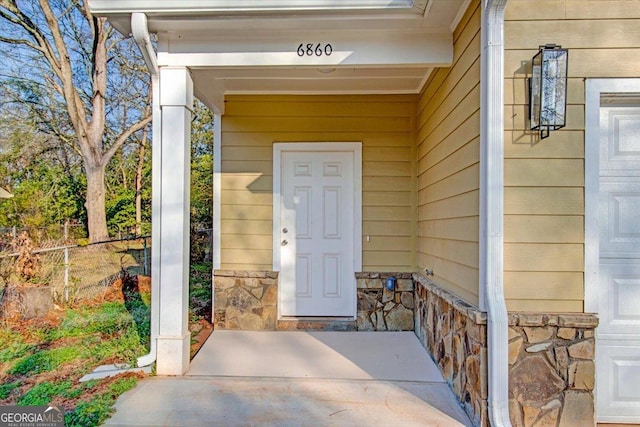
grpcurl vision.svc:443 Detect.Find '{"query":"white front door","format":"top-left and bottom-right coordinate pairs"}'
top-left (275, 144), bottom-right (360, 317)
top-left (595, 101), bottom-right (640, 422)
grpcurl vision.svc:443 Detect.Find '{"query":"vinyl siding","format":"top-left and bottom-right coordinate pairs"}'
top-left (504, 0), bottom-right (640, 312)
top-left (220, 94), bottom-right (417, 272)
top-left (416, 0), bottom-right (481, 305)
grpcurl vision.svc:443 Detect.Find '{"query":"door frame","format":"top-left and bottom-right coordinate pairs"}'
top-left (585, 78), bottom-right (640, 314)
top-left (585, 78), bottom-right (640, 423)
top-left (273, 142), bottom-right (363, 317)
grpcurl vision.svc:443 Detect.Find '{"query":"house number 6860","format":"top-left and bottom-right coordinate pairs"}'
top-left (297, 43), bottom-right (333, 57)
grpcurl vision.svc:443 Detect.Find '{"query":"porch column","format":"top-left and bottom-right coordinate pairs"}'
top-left (156, 67), bottom-right (193, 375)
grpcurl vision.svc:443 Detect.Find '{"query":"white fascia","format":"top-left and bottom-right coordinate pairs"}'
top-left (480, 0), bottom-right (511, 426)
top-left (89, 0), bottom-right (415, 14)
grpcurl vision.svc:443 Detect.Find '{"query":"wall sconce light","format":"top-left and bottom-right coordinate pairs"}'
top-left (529, 44), bottom-right (568, 139)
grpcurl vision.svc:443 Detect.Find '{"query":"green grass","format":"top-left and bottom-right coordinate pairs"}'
top-left (189, 261), bottom-right (212, 321)
top-left (18, 381), bottom-right (74, 406)
top-left (0, 282), bottom-right (151, 427)
top-left (0, 339), bottom-right (35, 363)
top-left (0, 259), bottom-right (212, 427)
top-left (64, 376), bottom-right (139, 427)
top-left (10, 346), bottom-right (84, 376)
top-left (0, 381), bottom-right (21, 399)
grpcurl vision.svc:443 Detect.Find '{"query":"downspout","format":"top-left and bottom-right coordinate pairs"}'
top-left (480, 0), bottom-right (511, 426)
top-left (131, 12), bottom-right (160, 368)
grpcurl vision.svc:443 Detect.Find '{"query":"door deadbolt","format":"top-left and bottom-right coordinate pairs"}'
top-left (282, 228), bottom-right (288, 233)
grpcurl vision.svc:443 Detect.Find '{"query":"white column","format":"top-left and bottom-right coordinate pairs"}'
top-left (156, 67), bottom-right (193, 375)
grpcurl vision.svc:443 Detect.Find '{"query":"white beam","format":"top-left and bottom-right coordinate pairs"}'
top-left (156, 67), bottom-right (193, 376)
top-left (157, 31), bottom-right (452, 68)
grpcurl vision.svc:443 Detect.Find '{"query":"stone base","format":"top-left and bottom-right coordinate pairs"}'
top-left (413, 273), bottom-right (488, 426)
top-left (356, 272), bottom-right (414, 331)
top-left (413, 274), bottom-right (599, 427)
top-left (508, 313), bottom-right (598, 427)
top-left (214, 270), bottom-right (415, 332)
top-left (214, 270), bottom-right (278, 330)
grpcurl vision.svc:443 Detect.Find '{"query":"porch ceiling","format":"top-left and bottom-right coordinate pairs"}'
top-left (90, 0), bottom-right (470, 111)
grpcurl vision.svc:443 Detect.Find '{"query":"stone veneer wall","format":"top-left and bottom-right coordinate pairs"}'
top-left (413, 273), bottom-right (599, 427)
top-left (508, 313), bottom-right (598, 427)
top-left (213, 270), bottom-right (278, 330)
top-left (356, 272), bottom-right (414, 331)
top-left (413, 273), bottom-right (489, 426)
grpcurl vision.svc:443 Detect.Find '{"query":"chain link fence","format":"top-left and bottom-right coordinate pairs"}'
top-left (0, 237), bottom-right (150, 304)
top-left (0, 223), bottom-right (87, 251)
top-left (1, 226), bottom-right (213, 305)
top-left (0, 222), bottom-right (153, 251)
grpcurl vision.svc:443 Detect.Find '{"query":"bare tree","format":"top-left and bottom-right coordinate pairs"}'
top-left (0, 0), bottom-right (151, 242)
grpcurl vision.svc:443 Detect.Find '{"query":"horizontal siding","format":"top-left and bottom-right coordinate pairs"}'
top-left (504, 0), bottom-right (640, 312)
top-left (505, 187), bottom-right (583, 215)
top-left (504, 272), bottom-right (583, 300)
top-left (506, 0), bottom-right (640, 21)
top-left (220, 94), bottom-right (416, 271)
top-left (416, 0), bottom-right (481, 306)
top-left (504, 216), bottom-right (584, 243)
top-left (222, 117), bottom-right (412, 133)
top-left (222, 133), bottom-right (411, 148)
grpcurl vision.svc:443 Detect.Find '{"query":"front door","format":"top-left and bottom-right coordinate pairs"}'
top-left (275, 144), bottom-right (360, 317)
top-left (596, 101), bottom-right (640, 421)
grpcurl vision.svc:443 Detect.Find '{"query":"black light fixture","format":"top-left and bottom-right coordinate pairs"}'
top-left (529, 44), bottom-right (569, 139)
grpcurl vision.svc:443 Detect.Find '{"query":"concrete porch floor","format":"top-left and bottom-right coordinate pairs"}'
top-left (104, 331), bottom-right (472, 426)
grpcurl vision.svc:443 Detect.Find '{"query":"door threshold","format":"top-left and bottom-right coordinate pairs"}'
top-left (277, 317), bottom-right (357, 331)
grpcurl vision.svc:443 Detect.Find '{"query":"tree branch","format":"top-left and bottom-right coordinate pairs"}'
top-left (37, 0), bottom-right (90, 140)
top-left (103, 114), bottom-right (152, 164)
top-left (0, 3), bottom-right (63, 74)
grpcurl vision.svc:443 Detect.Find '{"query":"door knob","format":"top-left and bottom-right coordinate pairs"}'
top-left (281, 240), bottom-right (288, 246)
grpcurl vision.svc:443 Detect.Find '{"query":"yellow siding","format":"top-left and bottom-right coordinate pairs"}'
top-left (416, 0), bottom-right (481, 305)
top-left (220, 94), bottom-right (416, 271)
top-left (504, 0), bottom-right (640, 312)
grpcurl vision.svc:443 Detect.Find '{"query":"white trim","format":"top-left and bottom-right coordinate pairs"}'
top-left (584, 78), bottom-right (640, 314)
top-left (450, 0), bottom-right (472, 33)
top-left (272, 147), bottom-right (283, 272)
top-left (213, 113), bottom-right (222, 270)
top-left (416, 68), bottom-right (434, 96)
top-left (480, 1), bottom-right (510, 426)
top-left (273, 142), bottom-right (362, 319)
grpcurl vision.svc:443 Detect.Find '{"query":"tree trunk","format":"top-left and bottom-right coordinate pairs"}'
top-left (85, 163), bottom-right (110, 242)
